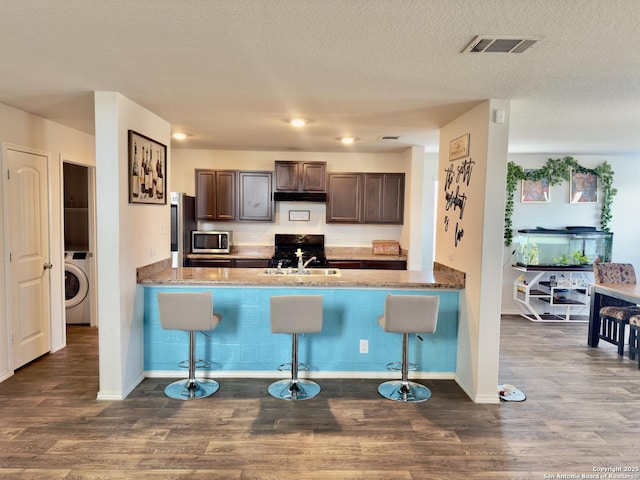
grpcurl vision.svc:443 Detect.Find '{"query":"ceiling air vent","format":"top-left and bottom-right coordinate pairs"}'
top-left (379, 135), bottom-right (401, 140)
top-left (462, 36), bottom-right (540, 54)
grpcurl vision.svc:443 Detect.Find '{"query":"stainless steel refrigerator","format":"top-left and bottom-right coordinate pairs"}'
top-left (170, 192), bottom-right (196, 267)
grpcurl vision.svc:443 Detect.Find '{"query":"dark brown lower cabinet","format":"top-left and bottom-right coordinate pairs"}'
top-left (186, 258), bottom-right (270, 268)
top-left (328, 260), bottom-right (406, 270)
top-left (187, 258), bottom-right (406, 270)
top-left (327, 260), bottom-right (363, 269)
top-left (186, 258), bottom-right (234, 268)
top-left (361, 260), bottom-right (407, 270)
top-left (234, 259), bottom-right (270, 268)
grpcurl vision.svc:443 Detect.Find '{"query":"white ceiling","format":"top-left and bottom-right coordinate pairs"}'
top-left (1, 0), bottom-right (640, 156)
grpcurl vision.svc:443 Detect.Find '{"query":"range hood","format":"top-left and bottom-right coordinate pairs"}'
top-left (273, 192), bottom-right (327, 202)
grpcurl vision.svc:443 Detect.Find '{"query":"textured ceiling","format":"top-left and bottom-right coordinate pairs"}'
top-left (1, 0), bottom-right (639, 155)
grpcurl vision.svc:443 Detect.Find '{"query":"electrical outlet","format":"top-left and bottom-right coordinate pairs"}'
top-left (359, 339), bottom-right (368, 354)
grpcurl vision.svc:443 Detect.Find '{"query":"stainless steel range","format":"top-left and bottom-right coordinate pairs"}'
top-left (270, 234), bottom-right (328, 268)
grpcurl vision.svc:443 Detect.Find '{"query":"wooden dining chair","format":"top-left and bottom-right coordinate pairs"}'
top-left (592, 263), bottom-right (640, 356)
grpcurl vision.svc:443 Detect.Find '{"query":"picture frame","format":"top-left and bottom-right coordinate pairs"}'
top-left (569, 169), bottom-right (598, 203)
top-left (128, 130), bottom-right (167, 204)
top-left (288, 210), bottom-right (310, 221)
top-left (449, 133), bottom-right (470, 161)
top-left (521, 175), bottom-right (550, 203)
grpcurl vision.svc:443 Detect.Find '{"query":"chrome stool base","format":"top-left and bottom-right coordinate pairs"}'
top-left (164, 378), bottom-right (219, 400)
top-left (268, 378), bottom-right (320, 401)
top-left (378, 380), bottom-right (432, 403)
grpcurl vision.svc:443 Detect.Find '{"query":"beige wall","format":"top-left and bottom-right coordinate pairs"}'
top-left (436, 100), bottom-right (510, 403)
top-left (94, 92), bottom-right (171, 399)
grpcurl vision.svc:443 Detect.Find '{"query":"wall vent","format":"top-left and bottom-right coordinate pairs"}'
top-left (462, 36), bottom-right (540, 54)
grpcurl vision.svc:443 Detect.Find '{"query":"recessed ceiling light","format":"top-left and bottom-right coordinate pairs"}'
top-left (172, 132), bottom-right (187, 140)
top-left (290, 118), bottom-right (307, 127)
top-left (339, 136), bottom-right (358, 145)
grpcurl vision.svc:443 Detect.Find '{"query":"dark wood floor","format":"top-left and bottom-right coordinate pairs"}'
top-left (1, 316), bottom-right (640, 479)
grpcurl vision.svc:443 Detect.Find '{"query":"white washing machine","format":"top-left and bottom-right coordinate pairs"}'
top-left (65, 251), bottom-right (91, 324)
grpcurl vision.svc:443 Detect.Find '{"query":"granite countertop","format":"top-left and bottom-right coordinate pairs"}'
top-left (138, 265), bottom-right (464, 289)
top-left (187, 246), bottom-right (407, 261)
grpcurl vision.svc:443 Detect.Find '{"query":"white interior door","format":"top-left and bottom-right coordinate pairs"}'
top-left (6, 146), bottom-right (51, 369)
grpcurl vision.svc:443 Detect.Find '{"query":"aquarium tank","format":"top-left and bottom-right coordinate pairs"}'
top-left (515, 227), bottom-right (612, 268)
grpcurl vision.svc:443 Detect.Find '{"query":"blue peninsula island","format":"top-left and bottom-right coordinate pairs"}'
top-left (138, 266), bottom-right (464, 381)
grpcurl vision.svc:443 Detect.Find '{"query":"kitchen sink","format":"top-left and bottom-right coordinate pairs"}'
top-left (260, 267), bottom-right (341, 277)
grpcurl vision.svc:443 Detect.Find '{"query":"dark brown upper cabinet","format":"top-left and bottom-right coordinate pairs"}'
top-left (238, 171), bottom-right (274, 222)
top-left (195, 169), bottom-right (236, 221)
top-left (327, 172), bottom-right (404, 224)
top-left (326, 173), bottom-right (363, 223)
top-left (275, 161), bottom-right (327, 192)
top-left (196, 169), bottom-right (274, 222)
top-left (363, 173), bottom-right (405, 224)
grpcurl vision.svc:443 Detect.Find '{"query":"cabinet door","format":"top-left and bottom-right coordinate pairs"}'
top-left (188, 258), bottom-right (233, 268)
top-left (363, 173), bottom-right (384, 223)
top-left (302, 162), bottom-right (326, 191)
top-left (238, 171), bottom-right (273, 221)
top-left (275, 161), bottom-right (300, 191)
top-left (361, 260), bottom-right (407, 270)
top-left (326, 173), bottom-right (362, 223)
top-left (363, 173), bottom-right (404, 224)
top-left (234, 259), bottom-right (270, 268)
top-left (380, 173), bottom-right (404, 223)
top-left (214, 171), bottom-right (236, 220)
top-left (327, 260), bottom-right (362, 269)
top-left (195, 169), bottom-right (216, 220)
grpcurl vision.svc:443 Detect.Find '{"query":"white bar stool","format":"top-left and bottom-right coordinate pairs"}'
top-left (157, 291), bottom-right (222, 400)
top-left (268, 295), bottom-right (323, 401)
top-left (377, 294), bottom-right (439, 402)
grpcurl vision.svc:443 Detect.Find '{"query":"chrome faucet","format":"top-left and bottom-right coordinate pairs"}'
top-left (302, 256), bottom-right (317, 271)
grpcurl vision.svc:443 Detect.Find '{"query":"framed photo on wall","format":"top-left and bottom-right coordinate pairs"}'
top-left (569, 169), bottom-right (597, 203)
top-left (128, 130), bottom-right (167, 204)
top-left (521, 176), bottom-right (550, 203)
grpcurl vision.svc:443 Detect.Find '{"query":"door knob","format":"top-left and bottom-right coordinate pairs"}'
top-left (43, 263), bottom-right (53, 270)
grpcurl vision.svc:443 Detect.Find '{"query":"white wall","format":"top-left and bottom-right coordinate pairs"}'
top-left (170, 146), bottom-right (438, 269)
top-left (406, 149), bottom-right (438, 270)
top-left (0, 102), bottom-right (95, 382)
top-left (94, 92), bottom-right (171, 399)
top-left (436, 100), bottom-right (510, 403)
top-left (501, 154), bottom-right (640, 315)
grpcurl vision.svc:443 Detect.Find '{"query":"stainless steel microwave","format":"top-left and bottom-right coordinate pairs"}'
top-left (191, 231), bottom-right (232, 254)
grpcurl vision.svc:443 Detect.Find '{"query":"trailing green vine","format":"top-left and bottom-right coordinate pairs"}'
top-left (504, 156), bottom-right (617, 246)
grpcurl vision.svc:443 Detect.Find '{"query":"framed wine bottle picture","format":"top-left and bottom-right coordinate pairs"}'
top-left (128, 130), bottom-right (167, 205)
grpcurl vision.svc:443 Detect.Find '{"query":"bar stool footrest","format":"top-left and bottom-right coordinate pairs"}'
top-left (276, 362), bottom-right (310, 372)
top-left (385, 361), bottom-right (418, 372)
top-left (178, 359), bottom-right (210, 370)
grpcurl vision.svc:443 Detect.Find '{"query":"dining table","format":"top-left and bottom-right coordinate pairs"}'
top-left (588, 282), bottom-right (640, 347)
